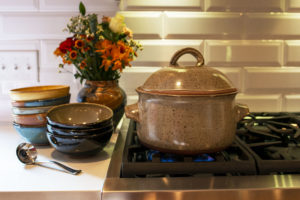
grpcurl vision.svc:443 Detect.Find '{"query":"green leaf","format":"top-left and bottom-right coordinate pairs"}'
top-left (89, 15), bottom-right (98, 34)
top-left (79, 2), bottom-right (86, 16)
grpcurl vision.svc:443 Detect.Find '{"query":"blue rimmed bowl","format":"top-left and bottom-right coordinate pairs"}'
top-left (13, 123), bottom-right (49, 145)
top-left (11, 94), bottom-right (71, 107)
top-left (12, 105), bottom-right (53, 115)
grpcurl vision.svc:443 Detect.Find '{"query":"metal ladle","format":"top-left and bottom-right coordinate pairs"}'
top-left (16, 143), bottom-right (82, 175)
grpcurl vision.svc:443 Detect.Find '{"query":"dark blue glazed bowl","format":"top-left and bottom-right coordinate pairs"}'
top-left (46, 120), bottom-right (113, 136)
top-left (46, 128), bottom-right (113, 155)
top-left (46, 103), bottom-right (113, 129)
top-left (13, 123), bottom-right (49, 145)
top-left (11, 94), bottom-right (71, 107)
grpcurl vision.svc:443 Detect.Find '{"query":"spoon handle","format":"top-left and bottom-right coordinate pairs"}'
top-left (37, 161), bottom-right (82, 175)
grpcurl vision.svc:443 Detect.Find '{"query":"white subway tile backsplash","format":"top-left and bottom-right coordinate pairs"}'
top-left (2, 13), bottom-right (71, 38)
top-left (244, 67), bottom-right (300, 93)
top-left (39, 67), bottom-right (76, 85)
top-left (205, 0), bottom-right (283, 12)
top-left (122, 0), bottom-right (202, 10)
top-left (245, 13), bottom-right (300, 39)
top-left (39, 0), bottom-right (118, 12)
top-left (2, 0), bottom-right (300, 117)
top-left (284, 40), bottom-right (300, 65)
top-left (0, 0), bottom-right (38, 11)
top-left (286, 0), bottom-right (300, 12)
top-left (236, 94), bottom-right (282, 112)
top-left (120, 11), bottom-right (163, 39)
top-left (119, 66), bottom-right (161, 95)
top-left (283, 94), bottom-right (300, 111)
top-left (0, 40), bottom-right (39, 51)
top-left (40, 39), bottom-right (64, 68)
top-left (164, 12), bottom-right (243, 39)
top-left (214, 67), bottom-right (242, 91)
top-left (133, 40), bottom-right (203, 66)
top-left (205, 40), bottom-right (283, 66)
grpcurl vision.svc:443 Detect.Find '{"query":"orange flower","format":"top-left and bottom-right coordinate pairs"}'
top-left (54, 48), bottom-right (64, 57)
top-left (80, 60), bottom-right (87, 69)
top-left (75, 40), bottom-right (84, 49)
top-left (102, 16), bottom-right (111, 23)
top-left (81, 47), bottom-right (90, 53)
top-left (79, 34), bottom-right (86, 39)
top-left (112, 60), bottom-right (122, 71)
top-left (100, 59), bottom-right (112, 71)
top-left (62, 57), bottom-right (72, 65)
top-left (69, 50), bottom-right (77, 60)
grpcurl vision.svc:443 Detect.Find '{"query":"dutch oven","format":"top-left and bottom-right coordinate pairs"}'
top-left (125, 48), bottom-right (249, 155)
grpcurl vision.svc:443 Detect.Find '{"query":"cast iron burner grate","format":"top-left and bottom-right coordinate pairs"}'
top-left (121, 120), bottom-right (256, 178)
top-left (236, 112), bottom-right (300, 174)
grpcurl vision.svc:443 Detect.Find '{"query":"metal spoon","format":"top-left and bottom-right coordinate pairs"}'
top-left (16, 143), bottom-right (82, 175)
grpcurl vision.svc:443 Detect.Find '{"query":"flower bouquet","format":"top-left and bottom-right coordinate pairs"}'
top-left (54, 2), bottom-right (142, 126)
top-left (54, 2), bottom-right (142, 83)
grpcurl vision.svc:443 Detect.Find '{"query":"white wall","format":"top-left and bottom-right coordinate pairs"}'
top-left (1, 0), bottom-right (300, 121)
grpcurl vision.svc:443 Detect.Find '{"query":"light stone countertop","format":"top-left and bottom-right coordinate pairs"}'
top-left (0, 121), bottom-right (118, 200)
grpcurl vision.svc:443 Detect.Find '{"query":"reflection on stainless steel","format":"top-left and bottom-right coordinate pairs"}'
top-left (102, 118), bottom-right (300, 200)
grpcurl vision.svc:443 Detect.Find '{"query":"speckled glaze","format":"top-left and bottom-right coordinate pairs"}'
top-left (125, 48), bottom-right (249, 154)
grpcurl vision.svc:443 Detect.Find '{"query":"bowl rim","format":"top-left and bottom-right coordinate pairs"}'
top-left (10, 85), bottom-right (69, 93)
top-left (11, 93), bottom-right (71, 104)
top-left (46, 102), bottom-right (114, 128)
top-left (46, 127), bottom-right (114, 139)
top-left (46, 120), bottom-right (113, 133)
top-left (13, 122), bottom-right (47, 128)
top-left (12, 105), bottom-right (54, 111)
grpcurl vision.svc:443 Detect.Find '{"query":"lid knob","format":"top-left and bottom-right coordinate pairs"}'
top-left (170, 47), bottom-right (205, 67)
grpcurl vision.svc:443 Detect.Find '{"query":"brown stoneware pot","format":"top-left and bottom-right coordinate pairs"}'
top-left (125, 48), bottom-right (249, 155)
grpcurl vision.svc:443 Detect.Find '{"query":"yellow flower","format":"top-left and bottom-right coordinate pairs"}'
top-left (109, 13), bottom-right (125, 34)
top-left (75, 40), bottom-right (84, 49)
top-left (123, 26), bottom-right (133, 38)
top-left (69, 50), bottom-right (77, 60)
top-left (80, 60), bottom-right (87, 69)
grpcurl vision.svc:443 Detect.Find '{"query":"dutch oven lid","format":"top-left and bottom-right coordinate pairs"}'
top-left (136, 48), bottom-right (237, 96)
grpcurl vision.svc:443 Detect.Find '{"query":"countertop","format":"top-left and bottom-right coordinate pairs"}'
top-left (0, 121), bottom-right (118, 200)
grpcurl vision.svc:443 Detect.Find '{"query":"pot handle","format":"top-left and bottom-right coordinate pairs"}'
top-left (235, 104), bottom-right (249, 122)
top-left (170, 47), bottom-right (205, 67)
top-left (125, 103), bottom-right (140, 123)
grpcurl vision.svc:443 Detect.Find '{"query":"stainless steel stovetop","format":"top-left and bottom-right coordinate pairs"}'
top-left (103, 114), bottom-right (300, 200)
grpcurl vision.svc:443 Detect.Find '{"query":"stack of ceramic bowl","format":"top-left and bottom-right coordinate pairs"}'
top-left (10, 85), bottom-right (70, 145)
top-left (46, 103), bottom-right (114, 156)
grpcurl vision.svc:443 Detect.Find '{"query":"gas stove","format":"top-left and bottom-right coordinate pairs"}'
top-left (103, 113), bottom-right (300, 200)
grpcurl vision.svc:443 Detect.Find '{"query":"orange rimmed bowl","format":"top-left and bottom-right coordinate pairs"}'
top-left (10, 85), bottom-right (70, 101)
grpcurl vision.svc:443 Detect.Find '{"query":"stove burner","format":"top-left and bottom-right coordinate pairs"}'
top-left (121, 121), bottom-right (256, 178)
top-left (147, 150), bottom-right (215, 163)
top-left (237, 112), bottom-right (300, 174)
top-left (193, 154), bottom-right (214, 162)
top-left (238, 112), bottom-right (300, 147)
